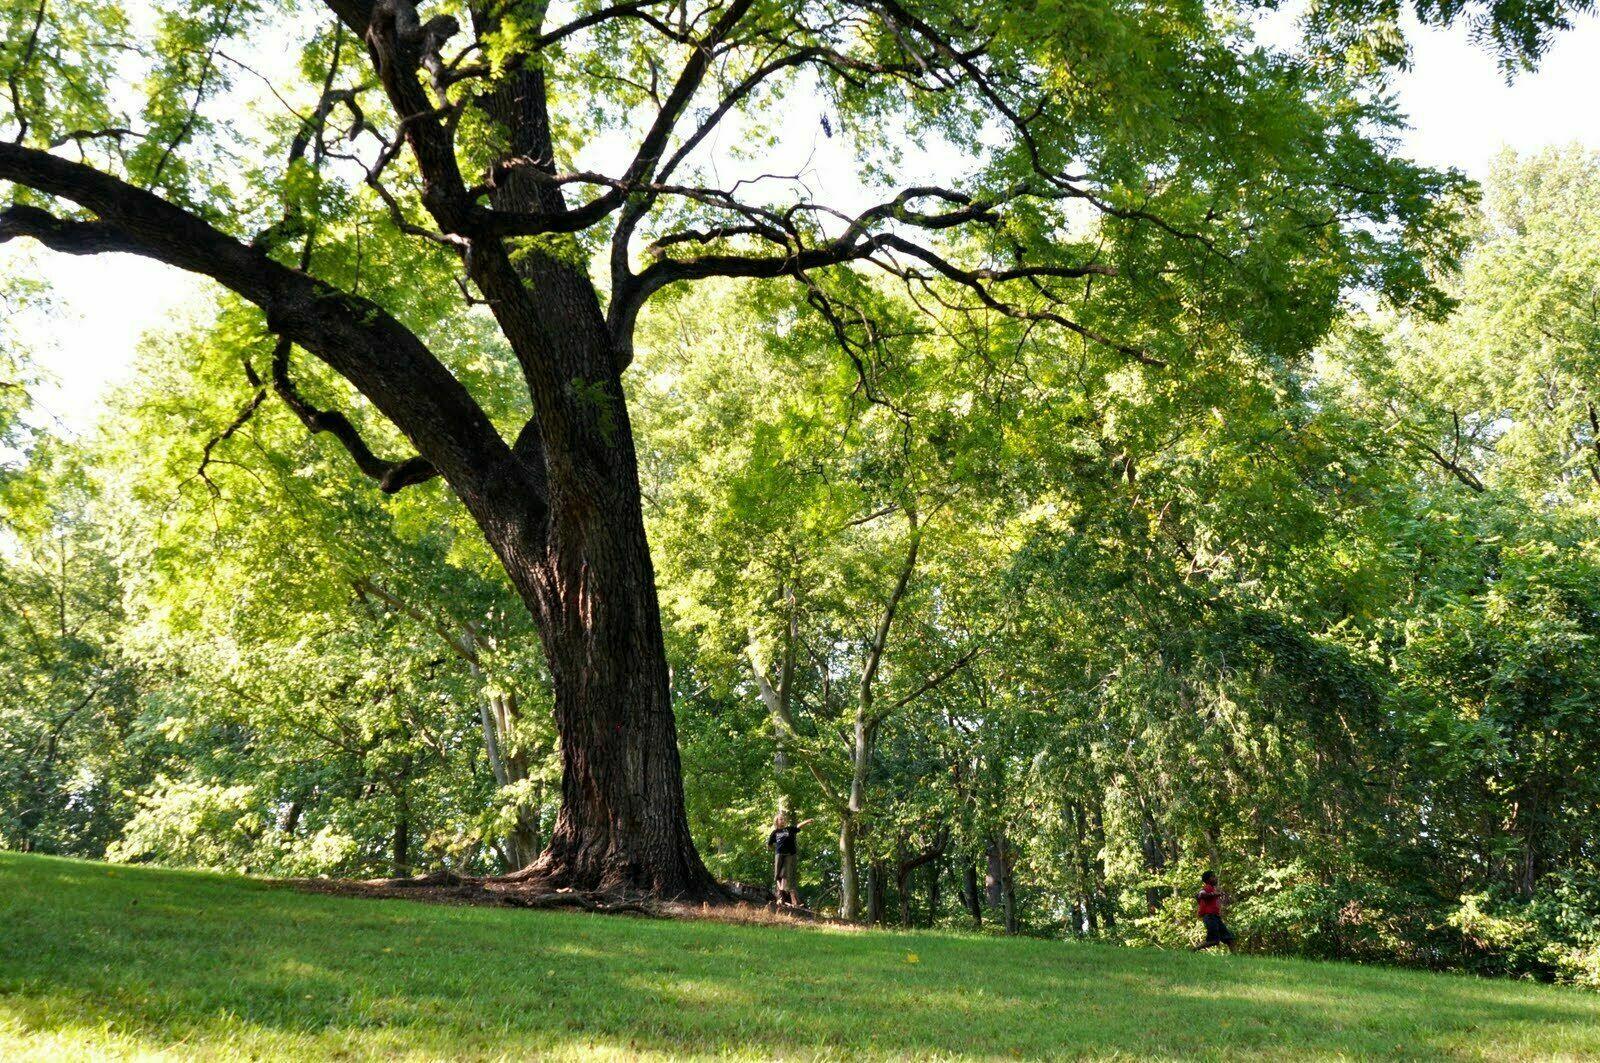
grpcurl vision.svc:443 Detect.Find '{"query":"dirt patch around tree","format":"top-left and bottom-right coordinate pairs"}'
top-left (283, 871), bottom-right (859, 929)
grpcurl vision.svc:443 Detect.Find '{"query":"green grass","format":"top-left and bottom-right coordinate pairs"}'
top-left (2, 854), bottom-right (1598, 1061)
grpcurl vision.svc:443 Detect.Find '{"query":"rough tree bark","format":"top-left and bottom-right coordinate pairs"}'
top-left (431, 22), bottom-right (704, 893)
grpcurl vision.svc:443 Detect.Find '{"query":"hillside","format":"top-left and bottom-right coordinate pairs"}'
top-left (1, 853), bottom-right (1596, 1061)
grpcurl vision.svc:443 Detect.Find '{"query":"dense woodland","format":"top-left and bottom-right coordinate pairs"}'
top-left (2, 0), bottom-right (1599, 988)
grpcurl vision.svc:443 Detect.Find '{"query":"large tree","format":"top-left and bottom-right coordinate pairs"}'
top-left (2, 0), bottom-right (1460, 896)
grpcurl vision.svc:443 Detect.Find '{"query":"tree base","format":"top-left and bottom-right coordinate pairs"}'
top-left (287, 871), bottom-right (857, 926)
top-left (502, 826), bottom-right (730, 904)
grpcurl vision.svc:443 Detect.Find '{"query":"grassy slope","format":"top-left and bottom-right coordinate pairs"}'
top-left (2, 854), bottom-right (1597, 1061)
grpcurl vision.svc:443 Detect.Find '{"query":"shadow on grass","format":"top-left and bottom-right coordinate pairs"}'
top-left (2, 854), bottom-right (1597, 1060)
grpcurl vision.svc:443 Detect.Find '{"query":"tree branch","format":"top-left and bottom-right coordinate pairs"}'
top-left (885, 645), bottom-right (982, 717)
top-left (861, 507), bottom-right (921, 713)
top-left (0, 203), bottom-right (144, 254)
top-left (0, 140), bottom-right (534, 523)
top-left (196, 376), bottom-right (268, 494)
top-left (248, 337), bottom-right (439, 493)
top-left (352, 575), bottom-right (479, 663)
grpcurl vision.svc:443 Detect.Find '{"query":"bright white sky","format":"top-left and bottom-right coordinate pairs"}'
top-left (8, 12), bottom-right (1600, 435)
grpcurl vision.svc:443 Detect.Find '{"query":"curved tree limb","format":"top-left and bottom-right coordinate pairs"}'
top-left (0, 140), bottom-right (535, 527)
top-left (249, 337), bottom-right (440, 494)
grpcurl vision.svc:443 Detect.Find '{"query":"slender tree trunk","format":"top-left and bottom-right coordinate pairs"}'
top-left (963, 861), bottom-right (983, 927)
top-left (392, 811), bottom-right (410, 876)
top-left (927, 855), bottom-right (941, 927)
top-left (15, 777), bottom-right (46, 853)
top-left (495, 694), bottom-right (542, 866)
top-left (986, 839), bottom-right (1005, 909)
top-left (1516, 792), bottom-right (1543, 901)
top-left (987, 835), bottom-right (1017, 934)
top-left (892, 838), bottom-right (947, 926)
top-left (831, 510), bottom-right (918, 921)
top-left (747, 586), bottom-right (799, 817)
top-left (867, 859), bottom-right (886, 925)
top-left (472, 662), bottom-right (540, 869)
top-left (897, 854), bottom-right (914, 926)
top-left (1070, 800), bottom-right (1099, 934)
top-left (1140, 809), bottom-right (1167, 913)
top-left (838, 687), bottom-right (880, 920)
top-left (839, 814), bottom-right (860, 919)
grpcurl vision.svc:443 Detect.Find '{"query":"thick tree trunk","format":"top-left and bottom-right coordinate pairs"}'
top-left (507, 478), bottom-right (717, 898)
top-left (0, 48), bottom-right (722, 901)
top-left (413, 270), bottom-right (717, 897)
top-left (986, 839), bottom-right (1006, 909)
top-left (453, 64), bottom-right (720, 901)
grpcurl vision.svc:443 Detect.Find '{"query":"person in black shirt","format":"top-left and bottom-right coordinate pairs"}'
top-left (767, 811), bottom-right (813, 907)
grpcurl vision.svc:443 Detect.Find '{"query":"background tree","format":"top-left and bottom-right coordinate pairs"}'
top-left (85, 311), bottom-right (554, 876)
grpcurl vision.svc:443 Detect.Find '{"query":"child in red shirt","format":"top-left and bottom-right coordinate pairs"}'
top-left (1193, 870), bottom-right (1235, 951)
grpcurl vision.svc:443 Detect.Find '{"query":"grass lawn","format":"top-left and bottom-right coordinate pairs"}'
top-left (1, 853), bottom-right (1597, 1060)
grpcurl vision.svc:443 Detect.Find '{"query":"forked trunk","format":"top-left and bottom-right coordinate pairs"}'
top-left (447, 60), bottom-right (721, 900)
